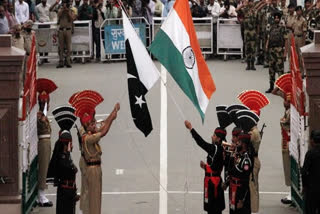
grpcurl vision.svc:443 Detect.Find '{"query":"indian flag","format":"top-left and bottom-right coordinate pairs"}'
top-left (149, 0), bottom-right (216, 121)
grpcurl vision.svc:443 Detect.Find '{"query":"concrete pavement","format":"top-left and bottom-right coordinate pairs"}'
top-left (31, 58), bottom-right (299, 214)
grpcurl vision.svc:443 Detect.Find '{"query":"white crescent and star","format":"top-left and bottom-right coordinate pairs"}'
top-left (135, 95), bottom-right (146, 108)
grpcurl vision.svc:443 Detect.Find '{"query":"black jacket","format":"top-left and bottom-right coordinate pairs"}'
top-left (302, 145), bottom-right (320, 193)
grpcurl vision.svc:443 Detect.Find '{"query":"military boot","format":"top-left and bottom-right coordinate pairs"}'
top-left (251, 60), bottom-right (256, 70)
top-left (246, 61), bottom-right (250, 70)
top-left (265, 82), bottom-right (274, 93)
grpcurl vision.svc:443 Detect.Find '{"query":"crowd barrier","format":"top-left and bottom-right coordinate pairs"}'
top-left (33, 20), bottom-right (92, 62)
top-left (153, 17), bottom-right (213, 56)
top-left (217, 18), bottom-right (243, 60)
top-left (33, 17), bottom-right (243, 62)
top-left (100, 17), bottom-right (150, 62)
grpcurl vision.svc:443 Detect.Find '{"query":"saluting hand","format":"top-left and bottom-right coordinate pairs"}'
top-left (111, 102), bottom-right (120, 120)
top-left (184, 120), bottom-right (192, 130)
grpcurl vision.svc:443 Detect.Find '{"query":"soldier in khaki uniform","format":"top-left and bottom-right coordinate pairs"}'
top-left (81, 103), bottom-right (119, 214)
top-left (285, 4), bottom-right (295, 63)
top-left (36, 78), bottom-right (58, 207)
top-left (56, 0), bottom-right (74, 68)
top-left (292, 6), bottom-right (307, 72)
top-left (272, 73), bottom-right (292, 205)
top-left (249, 126), bottom-right (261, 214)
top-left (72, 89), bottom-right (120, 214)
top-left (293, 6), bottom-right (307, 49)
top-left (79, 126), bottom-right (89, 214)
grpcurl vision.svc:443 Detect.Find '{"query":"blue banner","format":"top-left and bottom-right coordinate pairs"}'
top-left (104, 23), bottom-right (146, 54)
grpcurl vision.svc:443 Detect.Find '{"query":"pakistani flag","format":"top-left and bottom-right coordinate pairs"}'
top-left (123, 11), bottom-right (160, 137)
top-left (149, 0), bottom-right (216, 121)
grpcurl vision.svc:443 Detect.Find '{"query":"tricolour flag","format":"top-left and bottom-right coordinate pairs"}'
top-left (123, 11), bottom-right (159, 137)
top-left (149, 0), bottom-right (216, 121)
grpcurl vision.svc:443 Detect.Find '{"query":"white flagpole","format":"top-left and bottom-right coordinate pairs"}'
top-left (160, 65), bottom-right (168, 214)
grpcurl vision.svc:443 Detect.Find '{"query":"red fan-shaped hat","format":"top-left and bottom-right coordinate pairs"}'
top-left (69, 90), bottom-right (104, 107)
top-left (74, 101), bottom-right (96, 124)
top-left (275, 73), bottom-right (292, 101)
top-left (237, 90), bottom-right (270, 116)
top-left (68, 91), bottom-right (80, 105)
top-left (70, 90), bottom-right (104, 124)
top-left (36, 78), bottom-right (58, 102)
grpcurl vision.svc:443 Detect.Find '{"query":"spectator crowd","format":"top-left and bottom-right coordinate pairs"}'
top-left (0, 0), bottom-right (319, 64)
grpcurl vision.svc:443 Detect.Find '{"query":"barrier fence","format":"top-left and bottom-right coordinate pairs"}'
top-left (217, 18), bottom-right (243, 60)
top-left (153, 17), bottom-right (213, 55)
top-left (33, 20), bottom-right (92, 61)
top-left (33, 18), bottom-right (243, 62)
top-left (100, 17), bottom-right (150, 62)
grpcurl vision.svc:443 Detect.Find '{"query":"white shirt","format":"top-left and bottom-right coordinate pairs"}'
top-left (207, 2), bottom-right (221, 23)
top-left (36, 3), bottom-right (51, 22)
top-left (15, 1), bottom-right (30, 24)
top-left (220, 5), bottom-right (237, 17)
top-left (0, 17), bottom-right (9, 34)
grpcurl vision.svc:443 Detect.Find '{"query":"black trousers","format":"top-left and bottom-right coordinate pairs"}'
top-left (305, 191), bottom-right (320, 214)
top-left (56, 186), bottom-right (76, 214)
top-left (93, 27), bottom-right (101, 59)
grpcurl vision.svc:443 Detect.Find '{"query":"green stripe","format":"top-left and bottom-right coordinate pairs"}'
top-left (149, 29), bottom-right (204, 121)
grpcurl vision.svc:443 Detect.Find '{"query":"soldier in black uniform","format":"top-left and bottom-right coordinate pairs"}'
top-left (184, 120), bottom-right (226, 214)
top-left (216, 105), bottom-right (233, 180)
top-left (227, 132), bottom-right (254, 214)
top-left (224, 127), bottom-right (243, 180)
top-left (47, 106), bottom-right (78, 214)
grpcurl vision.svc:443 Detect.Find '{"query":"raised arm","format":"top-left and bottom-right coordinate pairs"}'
top-left (184, 120), bottom-right (216, 154)
top-left (99, 103), bottom-right (120, 137)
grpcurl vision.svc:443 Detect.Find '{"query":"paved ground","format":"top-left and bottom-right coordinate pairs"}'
top-left (31, 57), bottom-right (299, 214)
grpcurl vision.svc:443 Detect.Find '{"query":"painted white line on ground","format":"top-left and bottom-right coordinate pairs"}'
top-left (160, 65), bottom-right (168, 214)
top-left (45, 190), bottom-right (289, 197)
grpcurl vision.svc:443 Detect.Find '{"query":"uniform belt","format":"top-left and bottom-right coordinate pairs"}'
top-left (231, 177), bottom-right (248, 184)
top-left (295, 34), bottom-right (303, 37)
top-left (86, 160), bottom-right (101, 166)
top-left (59, 27), bottom-right (71, 31)
top-left (59, 180), bottom-right (76, 189)
top-left (38, 134), bottom-right (51, 139)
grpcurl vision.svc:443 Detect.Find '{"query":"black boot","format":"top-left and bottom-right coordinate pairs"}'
top-left (251, 60), bottom-right (256, 70)
top-left (246, 61), bottom-right (250, 70)
top-left (265, 82), bottom-right (274, 93)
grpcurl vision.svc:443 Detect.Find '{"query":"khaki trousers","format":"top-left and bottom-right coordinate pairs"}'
top-left (58, 29), bottom-right (72, 66)
top-left (282, 149), bottom-right (291, 186)
top-left (295, 36), bottom-right (305, 72)
top-left (79, 157), bottom-right (89, 214)
top-left (249, 157), bottom-right (261, 213)
top-left (87, 165), bottom-right (102, 214)
top-left (38, 138), bottom-right (51, 190)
